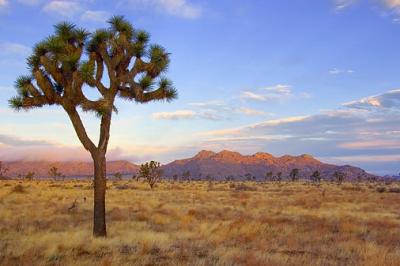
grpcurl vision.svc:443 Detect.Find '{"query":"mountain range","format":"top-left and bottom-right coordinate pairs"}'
top-left (1, 150), bottom-right (376, 180)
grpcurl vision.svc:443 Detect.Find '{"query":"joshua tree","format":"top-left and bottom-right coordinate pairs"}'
top-left (334, 171), bottom-right (345, 185)
top-left (172, 174), bottom-right (178, 182)
top-left (138, 161), bottom-right (163, 189)
top-left (24, 171), bottom-right (35, 181)
top-left (265, 171), bottom-right (273, 182)
top-left (311, 170), bottom-right (321, 183)
top-left (245, 173), bottom-right (252, 181)
top-left (113, 172), bottom-right (122, 181)
top-left (182, 170), bottom-right (191, 182)
top-left (9, 17), bottom-right (177, 237)
top-left (48, 166), bottom-right (63, 181)
top-left (276, 172), bottom-right (282, 183)
top-left (0, 162), bottom-right (9, 179)
top-left (289, 168), bottom-right (299, 182)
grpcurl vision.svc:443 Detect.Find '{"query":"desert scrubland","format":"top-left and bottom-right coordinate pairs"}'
top-left (0, 180), bottom-right (399, 266)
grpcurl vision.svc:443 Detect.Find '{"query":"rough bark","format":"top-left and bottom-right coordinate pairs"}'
top-left (93, 153), bottom-right (107, 237)
top-left (66, 106), bottom-right (111, 237)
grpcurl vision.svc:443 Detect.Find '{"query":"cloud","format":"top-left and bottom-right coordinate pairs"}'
top-left (264, 84), bottom-right (292, 95)
top-left (121, 0), bottom-right (202, 19)
top-left (343, 89), bottom-right (400, 110)
top-left (329, 68), bottom-right (354, 75)
top-left (383, 0), bottom-right (400, 8)
top-left (198, 90), bottom-right (400, 174)
top-left (237, 107), bottom-right (267, 116)
top-left (334, 0), bottom-right (358, 10)
top-left (43, 1), bottom-right (82, 17)
top-left (80, 10), bottom-right (110, 23)
top-left (240, 91), bottom-right (267, 101)
top-left (0, 134), bottom-right (52, 147)
top-left (152, 110), bottom-right (196, 120)
top-left (153, 100), bottom-right (268, 121)
top-left (339, 139), bottom-right (400, 149)
top-left (0, 0), bottom-right (8, 8)
top-left (239, 84), bottom-right (305, 102)
top-left (0, 42), bottom-right (31, 56)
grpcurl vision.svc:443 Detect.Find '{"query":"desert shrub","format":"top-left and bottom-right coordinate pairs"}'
top-left (376, 187), bottom-right (386, 193)
top-left (388, 187), bottom-right (400, 193)
top-left (11, 184), bottom-right (26, 193)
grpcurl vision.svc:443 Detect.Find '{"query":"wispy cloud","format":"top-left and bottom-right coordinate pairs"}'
top-left (334, 0), bottom-right (358, 11)
top-left (343, 89), bottom-right (400, 110)
top-left (239, 84), bottom-right (309, 102)
top-left (329, 68), bottom-right (354, 75)
top-left (42, 1), bottom-right (82, 17)
top-left (80, 10), bottom-right (110, 23)
top-left (153, 99), bottom-right (268, 121)
top-left (0, 42), bottom-right (31, 56)
top-left (237, 107), bottom-right (267, 116)
top-left (240, 91), bottom-right (268, 101)
top-left (383, 0), bottom-right (400, 9)
top-left (198, 89), bottom-right (400, 174)
top-left (0, 0), bottom-right (8, 8)
top-left (121, 0), bottom-right (202, 19)
top-left (0, 134), bottom-right (52, 147)
top-left (152, 110), bottom-right (197, 120)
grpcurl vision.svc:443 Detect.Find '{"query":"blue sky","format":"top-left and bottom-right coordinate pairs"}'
top-left (0, 0), bottom-right (400, 175)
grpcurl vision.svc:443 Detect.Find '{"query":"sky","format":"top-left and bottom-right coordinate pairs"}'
top-left (0, 0), bottom-right (400, 175)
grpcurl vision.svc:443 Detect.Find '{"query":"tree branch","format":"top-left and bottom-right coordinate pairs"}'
top-left (64, 106), bottom-right (97, 153)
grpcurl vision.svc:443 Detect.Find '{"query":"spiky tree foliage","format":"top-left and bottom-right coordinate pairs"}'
top-left (48, 166), bottom-right (63, 181)
top-left (289, 168), bottom-right (299, 182)
top-left (182, 170), bottom-right (191, 182)
top-left (138, 161), bottom-right (163, 189)
top-left (333, 171), bottom-right (345, 185)
top-left (0, 162), bottom-right (9, 179)
top-left (311, 170), bottom-right (321, 183)
top-left (276, 171), bottom-right (282, 183)
top-left (9, 16), bottom-right (177, 237)
top-left (265, 171), bottom-right (273, 182)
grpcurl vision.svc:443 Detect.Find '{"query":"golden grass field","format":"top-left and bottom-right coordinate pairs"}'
top-left (0, 179), bottom-right (399, 266)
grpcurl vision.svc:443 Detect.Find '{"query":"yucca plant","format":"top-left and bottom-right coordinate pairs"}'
top-left (9, 16), bottom-right (177, 237)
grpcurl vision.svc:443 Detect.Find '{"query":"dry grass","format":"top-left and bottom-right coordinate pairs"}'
top-left (0, 180), bottom-right (399, 265)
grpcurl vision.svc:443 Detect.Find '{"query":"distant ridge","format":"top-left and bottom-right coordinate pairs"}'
top-left (162, 150), bottom-right (376, 180)
top-left (3, 160), bottom-right (139, 178)
top-left (2, 150), bottom-right (376, 180)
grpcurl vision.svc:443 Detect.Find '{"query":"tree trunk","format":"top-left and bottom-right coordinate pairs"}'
top-left (93, 153), bottom-right (107, 237)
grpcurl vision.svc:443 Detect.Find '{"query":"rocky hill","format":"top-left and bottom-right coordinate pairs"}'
top-left (2, 150), bottom-right (376, 180)
top-left (162, 150), bottom-right (375, 180)
top-left (3, 160), bottom-right (139, 178)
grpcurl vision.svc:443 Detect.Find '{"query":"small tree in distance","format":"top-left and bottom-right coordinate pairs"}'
top-left (182, 170), bottom-right (191, 182)
top-left (334, 171), bottom-right (345, 185)
top-left (48, 166), bottom-right (63, 181)
top-left (138, 161), bottom-right (163, 189)
top-left (0, 162), bottom-right (9, 179)
top-left (276, 172), bottom-right (282, 183)
top-left (113, 172), bottom-right (122, 181)
top-left (9, 16), bottom-right (177, 237)
top-left (23, 171), bottom-right (35, 181)
top-left (265, 171), bottom-right (273, 182)
top-left (290, 168), bottom-right (300, 182)
top-left (311, 170), bottom-right (321, 183)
